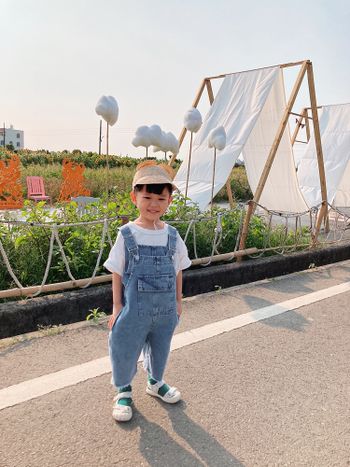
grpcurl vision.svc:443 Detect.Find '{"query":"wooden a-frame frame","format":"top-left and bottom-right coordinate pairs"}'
top-left (170, 60), bottom-right (328, 254)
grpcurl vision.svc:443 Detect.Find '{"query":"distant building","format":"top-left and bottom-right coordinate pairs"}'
top-left (0, 125), bottom-right (24, 149)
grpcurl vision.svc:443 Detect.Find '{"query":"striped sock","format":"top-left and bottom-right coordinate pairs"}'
top-left (117, 385), bottom-right (132, 406)
top-left (148, 377), bottom-right (170, 397)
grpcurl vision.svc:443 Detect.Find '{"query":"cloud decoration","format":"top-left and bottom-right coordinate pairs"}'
top-left (132, 125), bottom-right (179, 155)
top-left (184, 107), bottom-right (202, 133)
top-left (132, 126), bottom-right (153, 148)
top-left (153, 131), bottom-right (179, 155)
top-left (148, 125), bottom-right (163, 147)
top-left (165, 132), bottom-right (179, 155)
top-left (208, 126), bottom-right (226, 150)
top-left (95, 95), bottom-right (119, 126)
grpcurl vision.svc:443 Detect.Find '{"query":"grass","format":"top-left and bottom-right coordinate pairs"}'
top-left (20, 163), bottom-right (251, 203)
top-left (37, 324), bottom-right (64, 336)
top-left (21, 164), bottom-right (134, 202)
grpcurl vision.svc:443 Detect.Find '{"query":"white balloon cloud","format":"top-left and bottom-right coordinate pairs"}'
top-left (132, 125), bottom-right (179, 156)
top-left (132, 125), bottom-right (153, 148)
top-left (208, 126), bottom-right (226, 150)
top-left (95, 95), bottom-right (119, 126)
top-left (153, 131), bottom-right (179, 155)
top-left (184, 108), bottom-right (202, 133)
top-left (148, 125), bottom-right (163, 147)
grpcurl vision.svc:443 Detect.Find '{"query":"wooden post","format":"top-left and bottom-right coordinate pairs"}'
top-left (210, 147), bottom-right (217, 214)
top-left (312, 201), bottom-right (328, 245)
top-left (304, 108), bottom-right (311, 142)
top-left (169, 78), bottom-right (207, 165)
top-left (226, 176), bottom-right (235, 208)
top-left (206, 78), bottom-right (214, 104)
top-left (307, 61), bottom-right (328, 239)
top-left (106, 122), bottom-right (110, 196)
top-left (291, 108), bottom-right (311, 146)
top-left (238, 61), bottom-right (308, 254)
top-left (184, 131), bottom-right (193, 202)
top-left (291, 111), bottom-right (306, 145)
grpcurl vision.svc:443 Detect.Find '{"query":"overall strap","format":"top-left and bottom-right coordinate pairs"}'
top-left (120, 225), bottom-right (139, 260)
top-left (167, 225), bottom-right (177, 258)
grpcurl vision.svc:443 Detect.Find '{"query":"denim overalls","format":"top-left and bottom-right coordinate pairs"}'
top-left (109, 224), bottom-right (178, 388)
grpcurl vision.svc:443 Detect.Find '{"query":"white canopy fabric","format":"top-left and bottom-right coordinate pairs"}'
top-left (334, 158), bottom-right (350, 207)
top-left (297, 104), bottom-right (350, 207)
top-left (175, 66), bottom-right (280, 211)
top-left (242, 69), bottom-right (308, 213)
top-left (175, 66), bottom-right (308, 213)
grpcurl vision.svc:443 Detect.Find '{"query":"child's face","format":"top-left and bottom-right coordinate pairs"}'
top-left (130, 186), bottom-right (172, 222)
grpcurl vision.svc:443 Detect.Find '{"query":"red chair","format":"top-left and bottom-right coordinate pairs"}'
top-left (26, 176), bottom-right (51, 203)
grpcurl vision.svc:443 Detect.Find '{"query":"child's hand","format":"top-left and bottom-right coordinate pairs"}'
top-left (177, 300), bottom-right (182, 318)
top-left (108, 305), bottom-right (122, 330)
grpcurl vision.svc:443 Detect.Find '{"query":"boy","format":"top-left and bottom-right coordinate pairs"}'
top-left (104, 161), bottom-right (191, 422)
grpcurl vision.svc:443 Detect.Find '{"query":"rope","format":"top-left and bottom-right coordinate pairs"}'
top-left (32, 229), bottom-right (56, 297)
top-left (81, 218), bottom-right (109, 289)
top-left (1, 201), bottom-right (350, 298)
top-left (0, 236), bottom-right (24, 290)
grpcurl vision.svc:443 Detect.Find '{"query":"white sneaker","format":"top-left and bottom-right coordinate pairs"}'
top-left (146, 381), bottom-right (181, 404)
top-left (112, 391), bottom-right (133, 422)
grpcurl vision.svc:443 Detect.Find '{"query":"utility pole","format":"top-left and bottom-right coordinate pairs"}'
top-left (2, 122), bottom-right (5, 147)
top-left (98, 120), bottom-right (102, 155)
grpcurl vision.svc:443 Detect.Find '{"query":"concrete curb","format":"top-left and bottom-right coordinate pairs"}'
top-left (1, 243), bottom-right (350, 339)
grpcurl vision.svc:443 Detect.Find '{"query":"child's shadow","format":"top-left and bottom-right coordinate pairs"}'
top-left (164, 401), bottom-right (244, 467)
top-left (120, 402), bottom-right (244, 466)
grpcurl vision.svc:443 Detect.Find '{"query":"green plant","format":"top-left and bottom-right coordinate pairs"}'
top-left (37, 324), bottom-right (64, 336)
top-left (0, 178), bottom-right (312, 296)
top-left (86, 307), bottom-right (107, 323)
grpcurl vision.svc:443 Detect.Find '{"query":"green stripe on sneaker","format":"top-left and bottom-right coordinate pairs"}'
top-left (118, 398), bottom-right (132, 406)
top-left (118, 385), bottom-right (132, 406)
top-left (147, 377), bottom-right (171, 397)
top-left (158, 383), bottom-right (170, 397)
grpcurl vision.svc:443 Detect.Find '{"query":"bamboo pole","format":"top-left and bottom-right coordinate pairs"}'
top-left (306, 61), bottom-right (329, 239)
top-left (238, 61), bottom-right (309, 254)
top-left (1, 238), bottom-right (322, 299)
top-left (290, 111), bottom-right (312, 119)
top-left (191, 247), bottom-right (258, 265)
top-left (0, 275), bottom-right (113, 299)
top-left (291, 112), bottom-right (305, 146)
top-left (304, 108), bottom-right (311, 141)
top-left (169, 79), bottom-right (207, 165)
top-left (0, 247), bottom-right (258, 298)
top-left (206, 60), bottom-right (307, 81)
top-left (206, 78), bottom-right (215, 103)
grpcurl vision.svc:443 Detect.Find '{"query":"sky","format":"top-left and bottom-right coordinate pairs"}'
top-left (1, 0), bottom-right (350, 160)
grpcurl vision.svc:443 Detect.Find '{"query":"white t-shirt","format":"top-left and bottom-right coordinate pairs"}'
top-left (104, 222), bottom-right (192, 276)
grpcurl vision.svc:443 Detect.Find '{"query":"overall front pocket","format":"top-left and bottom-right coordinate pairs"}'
top-left (137, 274), bottom-right (176, 316)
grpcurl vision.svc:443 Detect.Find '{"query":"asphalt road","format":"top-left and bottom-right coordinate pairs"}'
top-left (1, 260), bottom-right (350, 466)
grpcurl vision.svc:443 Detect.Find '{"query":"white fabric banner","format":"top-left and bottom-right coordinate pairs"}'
top-left (175, 67), bottom-right (280, 211)
top-left (297, 104), bottom-right (350, 207)
top-left (242, 69), bottom-right (308, 213)
top-left (334, 158), bottom-right (350, 207)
